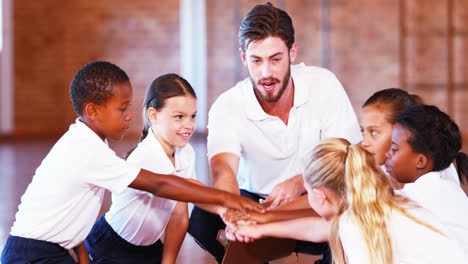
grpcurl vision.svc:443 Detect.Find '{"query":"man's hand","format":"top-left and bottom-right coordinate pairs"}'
top-left (223, 192), bottom-right (265, 214)
top-left (264, 175), bottom-right (306, 210)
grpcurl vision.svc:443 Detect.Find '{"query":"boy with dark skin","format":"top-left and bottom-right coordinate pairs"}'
top-left (1, 61), bottom-right (263, 264)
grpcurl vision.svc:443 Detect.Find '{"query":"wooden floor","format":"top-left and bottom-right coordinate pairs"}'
top-left (0, 136), bottom-right (320, 263)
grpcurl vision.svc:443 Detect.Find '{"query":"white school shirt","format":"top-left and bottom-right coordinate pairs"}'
top-left (10, 119), bottom-right (140, 249)
top-left (105, 128), bottom-right (196, 245)
top-left (207, 63), bottom-right (362, 195)
top-left (440, 163), bottom-right (460, 185)
top-left (339, 208), bottom-right (466, 264)
top-left (398, 171), bottom-right (468, 258)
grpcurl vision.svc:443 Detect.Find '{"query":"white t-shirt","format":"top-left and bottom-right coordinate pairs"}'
top-left (339, 208), bottom-right (466, 264)
top-left (10, 119), bottom-right (140, 249)
top-left (398, 171), bottom-right (468, 257)
top-left (105, 128), bottom-right (196, 245)
top-left (207, 63), bottom-right (361, 195)
top-left (440, 163), bottom-right (460, 185)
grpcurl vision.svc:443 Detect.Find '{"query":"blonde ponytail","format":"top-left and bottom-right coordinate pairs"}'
top-left (344, 144), bottom-right (394, 263)
top-left (303, 138), bottom-right (442, 264)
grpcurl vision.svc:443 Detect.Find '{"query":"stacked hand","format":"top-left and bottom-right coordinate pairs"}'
top-left (221, 207), bottom-right (270, 243)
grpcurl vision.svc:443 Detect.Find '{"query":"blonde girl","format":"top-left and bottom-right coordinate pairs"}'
top-left (303, 138), bottom-right (465, 264)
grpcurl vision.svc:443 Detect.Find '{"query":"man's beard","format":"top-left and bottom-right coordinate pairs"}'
top-left (251, 65), bottom-right (291, 103)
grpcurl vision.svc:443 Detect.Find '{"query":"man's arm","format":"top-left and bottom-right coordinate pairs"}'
top-left (211, 152), bottom-right (241, 194)
top-left (264, 174), bottom-right (307, 210)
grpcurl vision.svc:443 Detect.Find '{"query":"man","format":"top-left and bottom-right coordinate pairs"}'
top-left (188, 2), bottom-right (361, 263)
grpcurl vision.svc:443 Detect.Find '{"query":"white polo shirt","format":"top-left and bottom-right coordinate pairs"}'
top-left (207, 63), bottom-right (361, 195)
top-left (105, 128), bottom-right (196, 245)
top-left (399, 171), bottom-right (468, 257)
top-left (339, 207), bottom-right (466, 263)
top-left (10, 119), bottom-right (140, 249)
top-left (440, 163), bottom-right (460, 185)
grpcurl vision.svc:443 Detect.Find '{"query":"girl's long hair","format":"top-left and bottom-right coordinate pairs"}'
top-left (362, 88), bottom-right (423, 125)
top-left (125, 73), bottom-right (196, 159)
top-left (303, 138), bottom-right (441, 264)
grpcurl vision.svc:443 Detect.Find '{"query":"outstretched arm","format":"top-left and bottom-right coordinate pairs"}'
top-left (128, 169), bottom-right (263, 213)
top-left (233, 216), bottom-right (330, 243)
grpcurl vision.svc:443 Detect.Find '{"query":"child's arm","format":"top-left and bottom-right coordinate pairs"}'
top-left (233, 216), bottom-right (330, 243)
top-left (224, 208), bottom-right (318, 224)
top-left (128, 169), bottom-right (264, 213)
top-left (223, 195), bottom-right (317, 224)
top-left (74, 242), bottom-right (90, 264)
top-left (162, 202), bottom-right (189, 264)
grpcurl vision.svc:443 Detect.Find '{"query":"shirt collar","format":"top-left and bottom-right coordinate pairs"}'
top-left (243, 64), bottom-right (309, 121)
top-left (74, 118), bottom-right (109, 146)
top-left (145, 127), bottom-right (189, 172)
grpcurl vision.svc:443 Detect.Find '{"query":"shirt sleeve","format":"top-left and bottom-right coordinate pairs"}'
top-left (207, 94), bottom-right (242, 160)
top-left (339, 212), bottom-right (372, 264)
top-left (84, 145), bottom-right (140, 194)
top-left (319, 71), bottom-right (362, 144)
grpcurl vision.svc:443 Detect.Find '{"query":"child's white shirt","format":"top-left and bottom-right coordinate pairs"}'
top-left (339, 207), bottom-right (466, 263)
top-left (105, 128), bottom-right (196, 245)
top-left (440, 163), bottom-right (460, 185)
top-left (398, 170), bottom-right (468, 258)
top-left (10, 119), bottom-right (140, 249)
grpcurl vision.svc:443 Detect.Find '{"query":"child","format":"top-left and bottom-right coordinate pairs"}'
top-left (223, 88), bottom-right (427, 237)
top-left (85, 73), bottom-right (224, 264)
top-left (235, 138), bottom-right (466, 263)
top-left (361, 88), bottom-right (460, 184)
top-left (0, 61), bottom-right (263, 264)
top-left (385, 104), bottom-right (468, 257)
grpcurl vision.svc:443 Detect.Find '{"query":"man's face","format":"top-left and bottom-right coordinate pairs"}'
top-left (241, 36), bottom-right (297, 103)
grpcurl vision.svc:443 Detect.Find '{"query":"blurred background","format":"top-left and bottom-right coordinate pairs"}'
top-left (0, 0), bottom-right (467, 262)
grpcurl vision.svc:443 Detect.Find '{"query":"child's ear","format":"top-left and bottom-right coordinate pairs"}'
top-left (147, 107), bottom-right (158, 123)
top-left (313, 188), bottom-right (327, 205)
top-left (84, 103), bottom-right (98, 120)
top-left (416, 154), bottom-right (430, 170)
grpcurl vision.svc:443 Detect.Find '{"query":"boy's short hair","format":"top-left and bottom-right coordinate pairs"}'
top-left (70, 61), bottom-right (129, 115)
top-left (239, 2), bottom-right (295, 53)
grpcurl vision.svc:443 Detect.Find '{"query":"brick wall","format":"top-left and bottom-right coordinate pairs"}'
top-left (11, 0), bottom-right (468, 150)
top-left (13, 0), bottom-right (180, 138)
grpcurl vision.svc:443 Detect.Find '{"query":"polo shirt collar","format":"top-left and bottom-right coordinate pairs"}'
top-left (146, 127), bottom-right (189, 172)
top-left (75, 118), bottom-right (109, 146)
top-left (243, 65), bottom-right (309, 121)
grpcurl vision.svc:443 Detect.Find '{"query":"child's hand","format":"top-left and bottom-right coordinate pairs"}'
top-left (223, 193), bottom-right (265, 215)
top-left (235, 221), bottom-right (263, 240)
top-left (222, 208), bottom-right (250, 223)
top-left (225, 222), bottom-right (256, 243)
top-left (223, 208), bottom-right (271, 225)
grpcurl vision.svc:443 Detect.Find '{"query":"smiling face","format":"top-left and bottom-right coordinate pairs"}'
top-left (385, 124), bottom-right (423, 183)
top-left (241, 36), bottom-right (296, 103)
top-left (150, 95), bottom-right (197, 157)
top-left (93, 81), bottom-right (133, 141)
top-left (359, 104), bottom-right (394, 166)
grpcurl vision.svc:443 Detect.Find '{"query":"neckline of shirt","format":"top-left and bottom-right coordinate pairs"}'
top-left (243, 63), bottom-right (309, 121)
